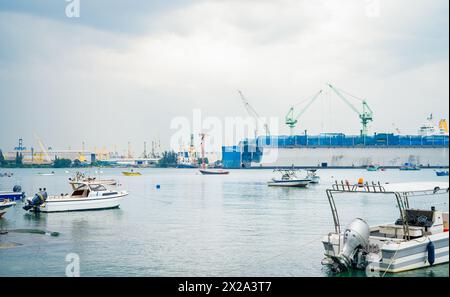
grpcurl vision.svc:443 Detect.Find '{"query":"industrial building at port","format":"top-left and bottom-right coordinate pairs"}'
top-left (2, 139), bottom-right (161, 167)
top-left (223, 85), bottom-right (449, 169)
top-left (222, 133), bottom-right (449, 168)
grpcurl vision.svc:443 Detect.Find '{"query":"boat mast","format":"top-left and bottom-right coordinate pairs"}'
top-left (199, 133), bottom-right (206, 169)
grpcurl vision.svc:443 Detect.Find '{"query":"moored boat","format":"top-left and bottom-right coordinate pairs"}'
top-left (23, 182), bottom-right (128, 213)
top-left (436, 170), bottom-right (449, 177)
top-left (0, 185), bottom-right (25, 202)
top-left (321, 181), bottom-right (449, 274)
top-left (306, 169), bottom-right (320, 184)
top-left (400, 163), bottom-right (421, 171)
top-left (268, 169), bottom-right (311, 187)
top-left (122, 170), bottom-right (141, 176)
top-left (366, 165), bottom-right (380, 171)
top-left (0, 200), bottom-right (16, 218)
top-left (38, 172), bottom-right (55, 176)
top-left (199, 169), bottom-right (230, 175)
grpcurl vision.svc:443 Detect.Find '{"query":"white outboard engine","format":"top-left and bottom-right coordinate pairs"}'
top-left (333, 218), bottom-right (370, 272)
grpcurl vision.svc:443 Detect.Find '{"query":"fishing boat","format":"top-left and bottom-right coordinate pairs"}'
top-left (0, 185), bottom-right (25, 202)
top-left (366, 165), bottom-right (380, 172)
top-left (23, 182), bottom-right (128, 213)
top-left (198, 133), bottom-right (230, 175)
top-left (268, 169), bottom-right (311, 187)
top-left (400, 163), bottom-right (421, 171)
top-left (122, 170), bottom-right (141, 176)
top-left (436, 170), bottom-right (449, 177)
top-left (306, 169), bottom-right (320, 184)
top-left (0, 200), bottom-right (16, 218)
top-left (321, 181), bottom-right (449, 274)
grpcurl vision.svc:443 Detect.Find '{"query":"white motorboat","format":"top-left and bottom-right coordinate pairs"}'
top-left (23, 182), bottom-right (128, 213)
top-left (0, 199), bottom-right (16, 218)
top-left (321, 181), bottom-right (449, 274)
top-left (268, 169), bottom-right (311, 187)
top-left (306, 169), bottom-right (320, 184)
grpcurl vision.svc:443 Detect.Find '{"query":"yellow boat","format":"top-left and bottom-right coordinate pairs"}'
top-left (122, 171), bottom-right (141, 176)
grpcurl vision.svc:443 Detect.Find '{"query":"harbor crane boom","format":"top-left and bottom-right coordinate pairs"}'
top-left (285, 89), bottom-right (323, 135)
top-left (238, 90), bottom-right (270, 138)
top-left (327, 83), bottom-right (374, 136)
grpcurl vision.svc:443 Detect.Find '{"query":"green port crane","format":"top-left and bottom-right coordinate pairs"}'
top-left (327, 83), bottom-right (374, 136)
top-left (285, 89), bottom-right (323, 135)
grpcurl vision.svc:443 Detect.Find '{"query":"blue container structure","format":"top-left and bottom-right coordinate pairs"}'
top-left (221, 133), bottom-right (449, 169)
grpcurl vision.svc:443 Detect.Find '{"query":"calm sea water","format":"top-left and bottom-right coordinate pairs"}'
top-left (0, 168), bottom-right (448, 277)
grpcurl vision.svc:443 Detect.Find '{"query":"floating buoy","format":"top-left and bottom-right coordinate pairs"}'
top-left (427, 241), bottom-right (435, 266)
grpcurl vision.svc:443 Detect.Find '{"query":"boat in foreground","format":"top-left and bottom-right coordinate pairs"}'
top-left (23, 182), bottom-right (128, 213)
top-left (0, 200), bottom-right (16, 218)
top-left (268, 169), bottom-right (311, 187)
top-left (321, 180), bottom-right (449, 274)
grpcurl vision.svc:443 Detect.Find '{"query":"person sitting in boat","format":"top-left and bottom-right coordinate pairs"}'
top-left (23, 188), bottom-right (48, 211)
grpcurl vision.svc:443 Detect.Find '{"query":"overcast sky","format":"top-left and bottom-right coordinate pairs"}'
top-left (0, 0), bottom-right (448, 154)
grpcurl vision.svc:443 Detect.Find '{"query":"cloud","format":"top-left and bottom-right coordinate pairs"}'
top-left (0, 0), bottom-right (448, 152)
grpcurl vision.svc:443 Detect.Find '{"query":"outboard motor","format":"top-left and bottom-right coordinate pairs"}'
top-left (23, 189), bottom-right (48, 211)
top-left (331, 218), bottom-right (370, 272)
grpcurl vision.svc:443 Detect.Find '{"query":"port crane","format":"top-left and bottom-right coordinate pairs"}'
top-left (285, 89), bottom-right (323, 135)
top-left (327, 83), bottom-right (374, 136)
top-left (238, 90), bottom-right (270, 138)
top-left (33, 133), bottom-right (52, 164)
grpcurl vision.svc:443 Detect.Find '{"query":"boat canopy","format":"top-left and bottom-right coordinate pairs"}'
top-left (382, 182), bottom-right (449, 194)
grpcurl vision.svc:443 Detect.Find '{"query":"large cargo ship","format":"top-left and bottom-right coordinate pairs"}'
top-left (222, 119), bottom-right (449, 169)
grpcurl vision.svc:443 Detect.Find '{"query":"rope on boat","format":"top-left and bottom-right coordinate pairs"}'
top-left (381, 243), bottom-right (401, 277)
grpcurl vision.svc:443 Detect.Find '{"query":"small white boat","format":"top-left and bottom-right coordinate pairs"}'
top-left (38, 172), bottom-right (55, 176)
top-left (306, 169), bottom-right (320, 184)
top-left (199, 169), bottom-right (230, 175)
top-left (321, 181), bottom-right (449, 274)
top-left (0, 200), bottom-right (16, 218)
top-left (23, 182), bottom-right (128, 213)
top-left (268, 169), bottom-right (311, 187)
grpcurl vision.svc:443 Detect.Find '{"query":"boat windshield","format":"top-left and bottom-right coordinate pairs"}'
top-left (89, 184), bottom-right (107, 192)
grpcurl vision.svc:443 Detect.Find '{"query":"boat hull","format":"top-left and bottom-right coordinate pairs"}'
top-left (322, 231), bottom-right (449, 274)
top-left (268, 179), bottom-right (310, 187)
top-left (30, 192), bottom-right (128, 213)
top-left (122, 172), bottom-right (141, 176)
top-left (436, 171), bottom-right (449, 177)
top-left (0, 192), bottom-right (25, 202)
top-left (199, 169), bottom-right (229, 175)
top-left (0, 201), bottom-right (16, 218)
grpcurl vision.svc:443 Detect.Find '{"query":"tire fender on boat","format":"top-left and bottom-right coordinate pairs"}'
top-left (427, 240), bottom-right (435, 266)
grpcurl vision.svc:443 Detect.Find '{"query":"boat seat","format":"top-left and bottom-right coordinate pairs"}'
top-left (395, 209), bottom-right (434, 228)
top-left (378, 224), bottom-right (424, 238)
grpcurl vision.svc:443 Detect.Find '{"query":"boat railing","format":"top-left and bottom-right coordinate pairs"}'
top-left (331, 180), bottom-right (387, 193)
